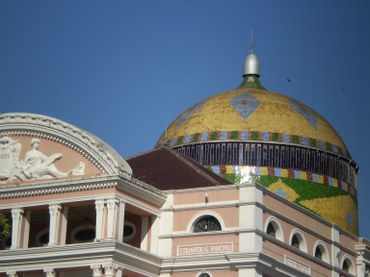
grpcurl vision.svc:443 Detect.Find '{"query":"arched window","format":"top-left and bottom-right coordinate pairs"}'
top-left (193, 215), bottom-right (221, 233)
top-left (342, 257), bottom-right (355, 274)
top-left (265, 218), bottom-right (284, 241)
top-left (315, 246), bottom-right (322, 259)
top-left (290, 231), bottom-right (307, 252)
top-left (197, 272), bottom-right (211, 277)
top-left (291, 234), bottom-right (300, 248)
top-left (314, 243), bottom-right (329, 263)
top-left (267, 222), bottom-right (276, 237)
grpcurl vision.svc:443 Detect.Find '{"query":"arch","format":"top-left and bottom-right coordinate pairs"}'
top-left (289, 229), bottom-right (307, 253)
top-left (313, 241), bottom-right (330, 263)
top-left (70, 220), bottom-right (96, 243)
top-left (341, 255), bottom-right (355, 275)
top-left (197, 271), bottom-right (213, 277)
top-left (265, 216), bottom-right (284, 242)
top-left (0, 113), bottom-right (132, 179)
top-left (35, 228), bottom-right (49, 246)
top-left (123, 221), bottom-right (137, 242)
top-left (187, 211), bottom-right (224, 233)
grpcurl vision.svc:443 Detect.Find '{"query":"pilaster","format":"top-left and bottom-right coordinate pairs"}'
top-left (106, 199), bottom-right (119, 240)
top-left (10, 208), bottom-right (24, 249)
top-left (48, 204), bottom-right (62, 246)
top-left (95, 200), bottom-right (105, 241)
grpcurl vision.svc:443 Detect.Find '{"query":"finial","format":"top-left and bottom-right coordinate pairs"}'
top-left (249, 25), bottom-right (255, 53)
top-left (238, 27), bottom-right (266, 90)
top-left (243, 27), bottom-right (260, 77)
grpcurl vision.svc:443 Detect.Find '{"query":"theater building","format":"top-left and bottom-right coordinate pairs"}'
top-left (0, 48), bottom-right (369, 276)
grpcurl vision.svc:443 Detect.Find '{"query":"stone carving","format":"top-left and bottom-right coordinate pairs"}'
top-left (0, 137), bottom-right (22, 181)
top-left (0, 137), bottom-right (85, 182)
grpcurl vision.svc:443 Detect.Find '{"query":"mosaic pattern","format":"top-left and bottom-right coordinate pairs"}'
top-left (165, 130), bottom-right (350, 158)
top-left (157, 89), bottom-right (349, 153)
top-left (289, 99), bottom-right (318, 130)
top-left (208, 165), bottom-right (358, 234)
top-left (209, 165), bottom-right (356, 195)
top-left (300, 195), bottom-right (358, 234)
top-left (230, 93), bottom-right (260, 120)
top-left (177, 100), bottom-right (205, 127)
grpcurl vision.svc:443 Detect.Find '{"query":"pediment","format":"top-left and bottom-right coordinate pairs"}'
top-left (0, 113), bottom-right (132, 186)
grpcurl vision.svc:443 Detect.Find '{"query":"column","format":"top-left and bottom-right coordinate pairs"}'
top-left (59, 206), bottom-right (69, 245)
top-left (106, 199), bottom-right (119, 240)
top-left (6, 272), bottom-right (19, 277)
top-left (91, 265), bottom-right (103, 277)
top-left (150, 215), bottom-right (159, 254)
top-left (239, 185), bottom-right (263, 252)
top-left (10, 208), bottom-right (24, 249)
top-left (103, 264), bottom-right (118, 277)
top-left (117, 200), bottom-right (126, 242)
top-left (95, 200), bottom-right (105, 241)
top-left (140, 216), bottom-right (149, 251)
top-left (331, 226), bottom-right (341, 277)
top-left (44, 269), bottom-right (56, 277)
top-left (48, 204), bottom-right (61, 246)
top-left (23, 210), bottom-right (31, 249)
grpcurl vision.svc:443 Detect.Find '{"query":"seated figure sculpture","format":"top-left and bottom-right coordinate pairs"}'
top-left (22, 138), bottom-right (70, 179)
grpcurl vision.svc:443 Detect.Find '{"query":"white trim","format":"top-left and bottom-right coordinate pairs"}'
top-left (289, 229), bottom-right (308, 253)
top-left (187, 211), bottom-right (225, 233)
top-left (341, 255), bottom-right (356, 275)
top-left (313, 240), bottom-right (330, 263)
top-left (265, 216), bottom-right (284, 242)
top-left (196, 271), bottom-right (213, 277)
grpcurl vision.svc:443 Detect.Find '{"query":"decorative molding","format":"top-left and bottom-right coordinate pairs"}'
top-left (0, 113), bottom-right (132, 179)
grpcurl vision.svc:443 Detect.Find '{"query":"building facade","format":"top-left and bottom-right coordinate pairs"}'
top-left (0, 49), bottom-right (369, 276)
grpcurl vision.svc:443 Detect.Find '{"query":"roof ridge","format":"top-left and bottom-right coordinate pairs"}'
top-left (167, 148), bottom-right (225, 186)
top-left (126, 147), bottom-right (161, 160)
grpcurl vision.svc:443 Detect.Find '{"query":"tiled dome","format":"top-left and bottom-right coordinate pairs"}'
top-left (155, 49), bottom-right (359, 234)
top-left (156, 88), bottom-right (350, 158)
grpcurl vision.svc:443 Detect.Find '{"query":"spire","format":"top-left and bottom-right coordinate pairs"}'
top-left (243, 27), bottom-right (260, 77)
top-left (238, 28), bottom-right (265, 90)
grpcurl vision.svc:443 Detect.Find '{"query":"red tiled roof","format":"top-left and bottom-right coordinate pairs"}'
top-left (127, 147), bottom-right (231, 190)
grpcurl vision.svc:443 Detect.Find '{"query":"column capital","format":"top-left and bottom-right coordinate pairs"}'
top-left (103, 264), bottom-right (118, 277)
top-left (106, 198), bottom-right (119, 208)
top-left (43, 269), bottom-right (56, 277)
top-left (48, 204), bottom-right (62, 215)
top-left (6, 272), bottom-right (19, 277)
top-left (91, 265), bottom-right (103, 277)
top-left (11, 208), bottom-right (24, 218)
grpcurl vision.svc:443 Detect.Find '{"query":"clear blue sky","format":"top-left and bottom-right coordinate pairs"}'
top-left (1, 1), bottom-right (369, 238)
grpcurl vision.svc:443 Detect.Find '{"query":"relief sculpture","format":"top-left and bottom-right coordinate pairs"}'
top-left (0, 137), bottom-right (85, 182)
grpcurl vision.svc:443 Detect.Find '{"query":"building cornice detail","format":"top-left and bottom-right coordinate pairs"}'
top-left (0, 175), bottom-right (166, 207)
top-left (0, 113), bottom-right (132, 179)
top-left (0, 176), bottom-right (119, 200)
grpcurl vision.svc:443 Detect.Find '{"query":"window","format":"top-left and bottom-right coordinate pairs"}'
top-left (342, 258), bottom-right (355, 274)
top-left (265, 219), bottom-right (283, 241)
top-left (314, 246), bottom-right (322, 259)
top-left (290, 231), bottom-right (307, 252)
top-left (314, 243), bottom-right (329, 262)
top-left (267, 222), bottom-right (276, 237)
top-left (291, 234), bottom-right (300, 248)
top-left (123, 221), bottom-right (136, 242)
top-left (193, 215), bottom-right (221, 233)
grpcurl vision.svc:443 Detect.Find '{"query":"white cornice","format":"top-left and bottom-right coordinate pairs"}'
top-left (0, 112), bottom-right (132, 179)
top-left (0, 175), bottom-right (166, 208)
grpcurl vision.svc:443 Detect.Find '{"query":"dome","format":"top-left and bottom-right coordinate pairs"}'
top-left (155, 49), bottom-right (359, 235)
top-left (156, 88), bottom-right (350, 158)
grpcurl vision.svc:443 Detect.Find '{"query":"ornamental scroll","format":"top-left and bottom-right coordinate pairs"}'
top-left (0, 137), bottom-right (84, 182)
